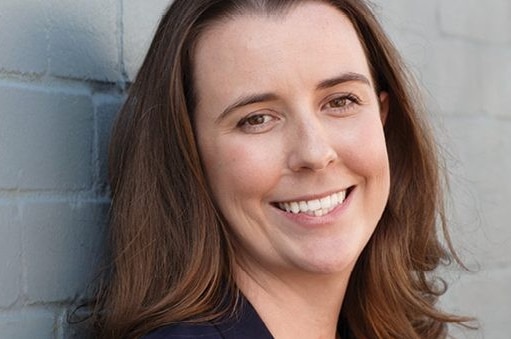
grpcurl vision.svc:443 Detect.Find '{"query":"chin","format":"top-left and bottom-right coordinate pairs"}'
top-left (292, 250), bottom-right (361, 276)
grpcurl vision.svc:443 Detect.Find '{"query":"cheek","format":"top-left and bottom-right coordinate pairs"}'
top-left (200, 136), bottom-right (282, 202)
top-left (341, 117), bottom-right (390, 186)
top-left (361, 124), bottom-right (390, 202)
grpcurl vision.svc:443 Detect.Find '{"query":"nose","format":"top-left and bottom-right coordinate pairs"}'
top-left (287, 118), bottom-right (338, 172)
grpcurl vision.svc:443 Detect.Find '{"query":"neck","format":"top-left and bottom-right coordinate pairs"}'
top-left (235, 263), bottom-right (350, 339)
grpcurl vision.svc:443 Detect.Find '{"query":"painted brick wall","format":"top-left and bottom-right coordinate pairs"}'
top-left (0, 0), bottom-right (508, 338)
top-left (0, 0), bottom-right (125, 337)
top-left (373, 1), bottom-right (511, 337)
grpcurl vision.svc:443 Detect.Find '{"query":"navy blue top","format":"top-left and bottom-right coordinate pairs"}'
top-left (142, 296), bottom-right (350, 338)
top-left (142, 297), bottom-right (274, 339)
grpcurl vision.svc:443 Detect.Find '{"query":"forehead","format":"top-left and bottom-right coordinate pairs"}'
top-left (193, 2), bottom-right (372, 107)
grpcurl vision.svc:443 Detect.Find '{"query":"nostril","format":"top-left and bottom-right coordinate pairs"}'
top-left (287, 141), bottom-right (338, 172)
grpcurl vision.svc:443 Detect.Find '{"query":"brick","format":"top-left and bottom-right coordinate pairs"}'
top-left (0, 204), bottom-right (21, 308)
top-left (0, 0), bottom-right (47, 74)
top-left (443, 117), bottom-right (511, 267)
top-left (23, 201), bottom-right (108, 303)
top-left (373, 1), bottom-right (438, 72)
top-left (95, 98), bottom-right (122, 189)
top-left (59, 308), bottom-right (95, 339)
top-left (366, 1), bottom-right (440, 93)
top-left (418, 39), bottom-right (483, 116)
top-left (481, 47), bottom-right (511, 119)
top-left (439, 0), bottom-right (511, 44)
top-left (442, 267), bottom-right (511, 338)
top-left (386, 30), bottom-right (435, 82)
top-left (47, 0), bottom-right (120, 82)
top-left (0, 85), bottom-right (93, 191)
top-left (0, 309), bottom-right (55, 339)
top-left (373, 0), bottom-right (438, 38)
top-left (122, 0), bottom-right (171, 80)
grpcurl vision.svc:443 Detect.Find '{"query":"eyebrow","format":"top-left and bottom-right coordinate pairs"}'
top-left (316, 72), bottom-right (371, 90)
top-left (216, 72), bottom-right (371, 123)
top-left (216, 93), bottom-right (278, 123)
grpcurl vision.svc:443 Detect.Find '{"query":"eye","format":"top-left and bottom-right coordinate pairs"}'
top-left (245, 114), bottom-right (269, 126)
top-left (323, 93), bottom-right (361, 113)
top-left (328, 97), bottom-right (349, 108)
top-left (237, 113), bottom-right (278, 133)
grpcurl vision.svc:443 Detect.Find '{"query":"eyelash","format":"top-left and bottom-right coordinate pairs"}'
top-left (235, 93), bottom-right (361, 133)
top-left (236, 113), bottom-right (277, 133)
top-left (323, 93), bottom-right (361, 112)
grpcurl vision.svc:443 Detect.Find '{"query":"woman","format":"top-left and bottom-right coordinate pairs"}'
top-left (94, 0), bottom-right (472, 337)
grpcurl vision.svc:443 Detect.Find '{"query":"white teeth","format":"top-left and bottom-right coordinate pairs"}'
top-left (331, 193), bottom-right (339, 205)
top-left (320, 196), bottom-right (331, 209)
top-left (277, 189), bottom-right (348, 216)
top-left (338, 191), bottom-right (346, 202)
top-left (290, 201), bottom-right (300, 214)
top-left (308, 199), bottom-right (321, 211)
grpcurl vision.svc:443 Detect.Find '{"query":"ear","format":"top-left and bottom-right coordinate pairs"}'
top-left (378, 91), bottom-right (389, 125)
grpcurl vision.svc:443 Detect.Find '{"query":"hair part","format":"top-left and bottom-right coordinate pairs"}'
top-left (92, 0), bottom-right (474, 337)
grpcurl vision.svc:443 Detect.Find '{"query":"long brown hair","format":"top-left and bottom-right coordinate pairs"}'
top-left (93, 0), bottom-right (473, 337)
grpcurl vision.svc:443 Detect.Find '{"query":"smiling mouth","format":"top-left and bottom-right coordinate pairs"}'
top-left (274, 187), bottom-right (353, 217)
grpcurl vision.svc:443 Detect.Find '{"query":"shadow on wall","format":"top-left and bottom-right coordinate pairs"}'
top-left (0, 1), bottom-right (122, 337)
top-left (46, 0), bottom-right (122, 82)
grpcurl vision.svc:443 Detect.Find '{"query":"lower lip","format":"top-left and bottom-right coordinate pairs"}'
top-left (273, 187), bottom-right (355, 226)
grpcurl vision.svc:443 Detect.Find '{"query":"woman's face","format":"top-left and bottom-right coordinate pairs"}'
top-left (194, 2), bottom-right (390, 277)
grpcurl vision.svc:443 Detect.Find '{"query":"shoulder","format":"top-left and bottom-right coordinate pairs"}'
top-left (142, 322), bottom-right (223, 338)
top-left (141, 296), bottom-right (273, 339)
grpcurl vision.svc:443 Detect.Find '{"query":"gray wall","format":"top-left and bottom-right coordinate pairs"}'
top-left (0, 0), bottom-right (508, 337)
top-left (374, 1), bottom-right (511, 338)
